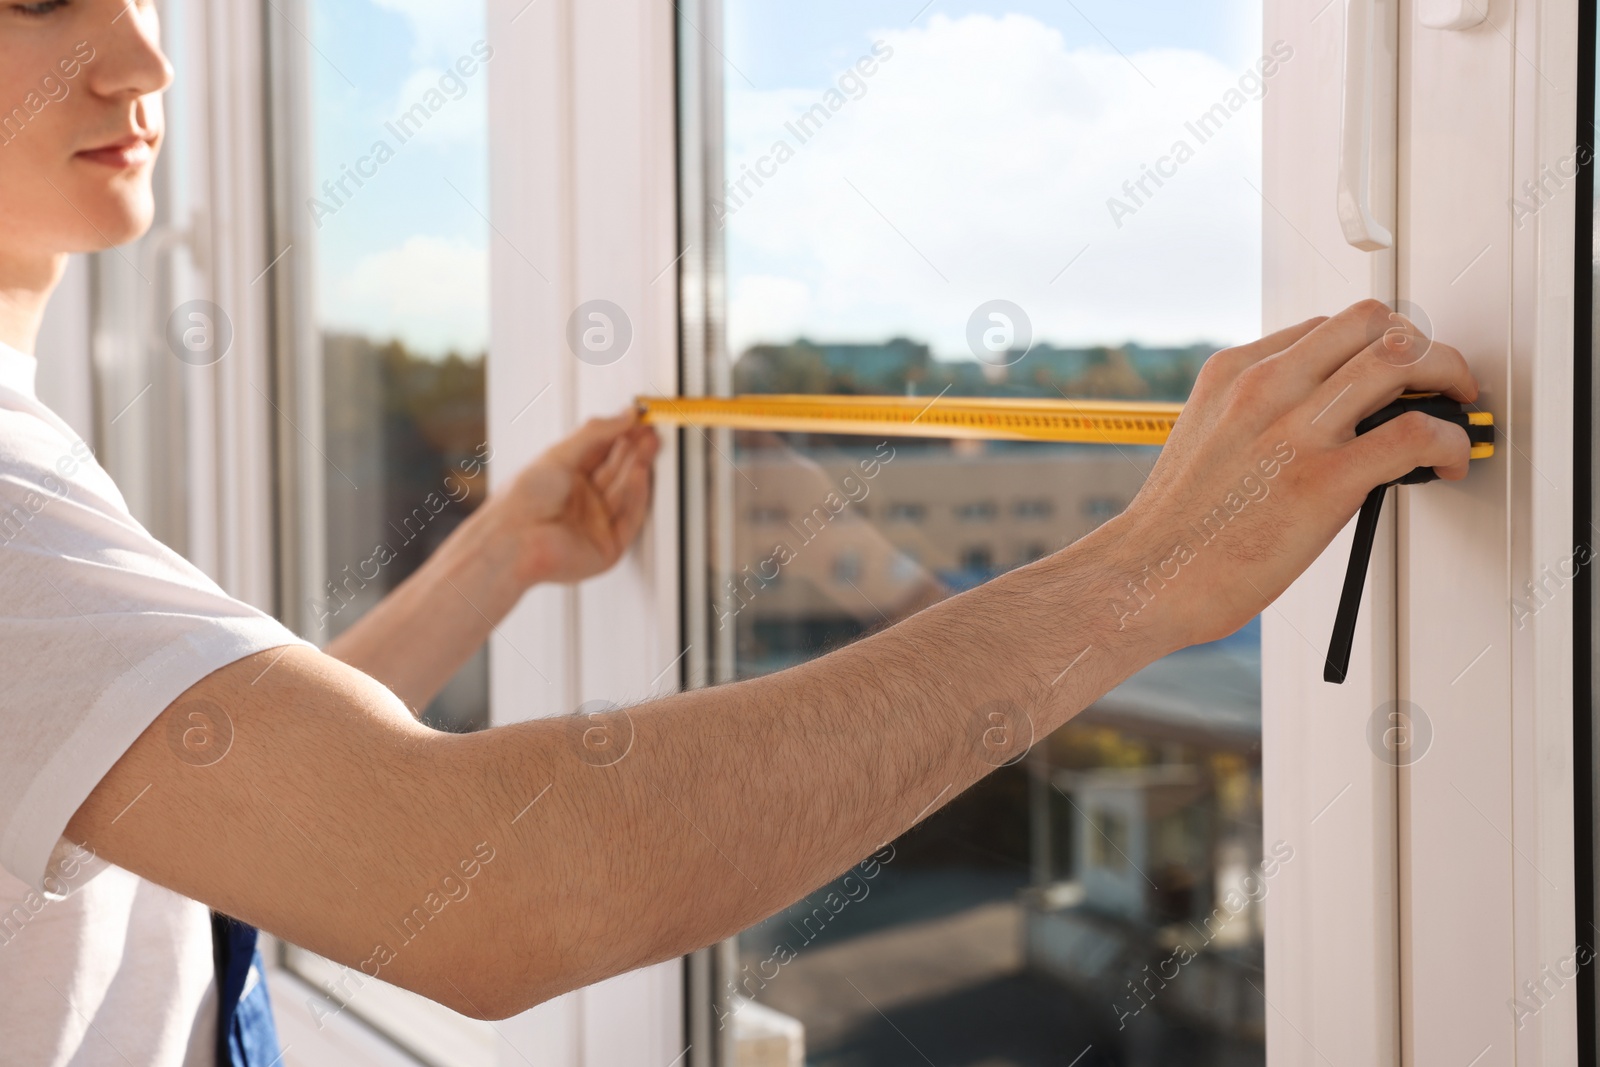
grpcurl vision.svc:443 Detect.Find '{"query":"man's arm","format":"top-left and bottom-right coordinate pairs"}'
top-left (65, 303), bottom-right (1478, 1020)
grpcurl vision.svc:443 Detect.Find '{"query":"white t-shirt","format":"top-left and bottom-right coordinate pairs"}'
top-left (0, 341), bottom-right (308, 1066)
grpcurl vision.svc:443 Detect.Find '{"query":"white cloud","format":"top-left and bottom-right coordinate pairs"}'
top-left (386, 64), bottom-right (489, 150)
top-left (723, 13), bottom-right (1271, 357)
top-left (365, 0), bottom-right (490, 150)
top-left (370, 0), bottom-right (485, 66)
top-left (327, 235), bottom-right (488, 356)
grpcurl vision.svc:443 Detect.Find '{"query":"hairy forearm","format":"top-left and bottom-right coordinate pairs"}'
top-left (461, 516), bottom-right (1168, 1012)
top-left (326, 502), bottom-right (527, 713)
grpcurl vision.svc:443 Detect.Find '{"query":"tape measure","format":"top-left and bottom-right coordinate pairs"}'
top-left (639, 394), bottom-right (1181, 445)
top-left (638, 392), bottom-right (1494, 455)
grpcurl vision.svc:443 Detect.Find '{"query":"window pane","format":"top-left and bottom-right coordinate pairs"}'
top-left (279, 0), bottom-right (495, 1058)
top-left (694, 3), bottom-right (1268, 1063)
top-left (308, 0), bottom-right (493, 734)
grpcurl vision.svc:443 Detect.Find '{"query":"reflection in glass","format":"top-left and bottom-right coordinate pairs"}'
top-left (320, 336), bottom-right (489, 731)
top-left (307, 0), bottom-right (492, 734)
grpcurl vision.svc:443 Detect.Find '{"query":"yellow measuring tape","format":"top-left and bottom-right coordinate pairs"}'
top-left (637, 394), bottom-right (1182, 446)
top-left (638, 393), bottom-right (1495, 456)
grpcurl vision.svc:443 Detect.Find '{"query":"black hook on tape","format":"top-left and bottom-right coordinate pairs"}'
top-left (1323, 395), bottom-right (1495, 684)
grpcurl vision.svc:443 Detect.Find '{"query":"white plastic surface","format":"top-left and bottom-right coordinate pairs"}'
top-left (1338, 0), bottom-right (1396, 250)
top-left (1418, 0), bottom-right (1488, 30)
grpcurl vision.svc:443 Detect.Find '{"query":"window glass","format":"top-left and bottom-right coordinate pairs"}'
top-left (279, 0), bottom-right (495, 1058)
top-left (308, 0), bottom-right (493, 736)
top-left (696, 2), bottom-right (1270, 1062)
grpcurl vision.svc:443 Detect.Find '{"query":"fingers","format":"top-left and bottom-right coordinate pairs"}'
top-left (602, 429), bottom-right (658, 548)
top-left (1263, 299), bottom-right (1418, 386)
top-left (547, 409), bottom-right (642, 474)
top-left (1265, 299), bottom-right (1477, 395)
top-left (1226, 302), bottom-right (1481, 456)
top-left (1229, 316), bottom-right (1329, 365)
top-left (595, 425), bottom-right (658, 496)
top-left (592, 429), bottom-right (635, 489)
top-left (1300, 334), bottom-right (1479, 436)
top-left (1193, 316), bottom-right (1327, 395)
top-left (1338, 410), bottom-right (1473, 492)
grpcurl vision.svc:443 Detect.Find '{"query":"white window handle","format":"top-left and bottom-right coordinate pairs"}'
top-left (1418, 0), bottom-right (1487, 30)
top-left (1337, 0), bottom-right (1394, 251)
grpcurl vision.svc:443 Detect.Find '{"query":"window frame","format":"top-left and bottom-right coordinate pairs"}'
top-left (1581, 3), bottom-right (1598, 1056)
top-left (1393, 0), bottom-right (1583, 1061)
top-left (1265, 1), bottom-right (1588, 1061)
top-left (1259, 0), bottom-right (1403, 1061)
top-left (478, 0), bottom-right (688, 1064)
top-left (255, 0), bottom-right (688, 1062)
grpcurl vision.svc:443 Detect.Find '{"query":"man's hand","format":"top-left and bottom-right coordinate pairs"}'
top-left (326, 410), bottom-right (659, 713)
top-left (492, 410), bottom-right (661, 587)
top-left (1103, 300), bottom-right (1479, 652)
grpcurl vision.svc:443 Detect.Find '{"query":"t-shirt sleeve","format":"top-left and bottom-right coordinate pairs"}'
top-left (0, 411), bottom-right (311, 895)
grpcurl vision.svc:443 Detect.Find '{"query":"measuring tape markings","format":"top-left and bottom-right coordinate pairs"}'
top-left (638, 394), bottom-right (1184, 446)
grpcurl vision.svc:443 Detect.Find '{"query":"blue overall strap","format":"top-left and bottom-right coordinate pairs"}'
top-left (211, 911), bottom-right (283, 1067)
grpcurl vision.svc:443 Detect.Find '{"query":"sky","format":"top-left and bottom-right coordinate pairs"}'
top-left (307, 0), bottom-right (491, 358)
top-left (301, 0), bottom-right (1265, 360)
top-left (721, 0), bottom-right (1267, 358)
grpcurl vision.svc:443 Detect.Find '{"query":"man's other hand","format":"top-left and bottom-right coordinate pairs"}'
top-left (494, 410), bottom-right (661, 586)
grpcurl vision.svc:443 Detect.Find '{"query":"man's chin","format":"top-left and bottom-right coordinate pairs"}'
top-left (68, 197), bottom-right (156, 253)
top-left (98, 215), bottom-right (155, 251)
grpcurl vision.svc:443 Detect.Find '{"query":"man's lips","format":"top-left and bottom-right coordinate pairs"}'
top-left (75, 135), bottom-right (155, 169)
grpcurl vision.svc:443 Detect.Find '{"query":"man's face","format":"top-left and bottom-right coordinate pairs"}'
top-left (0, 0), bottom-right (172, 262)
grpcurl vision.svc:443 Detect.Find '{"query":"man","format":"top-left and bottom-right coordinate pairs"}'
top-left (0, 0), bottom-right (1479, 1063)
